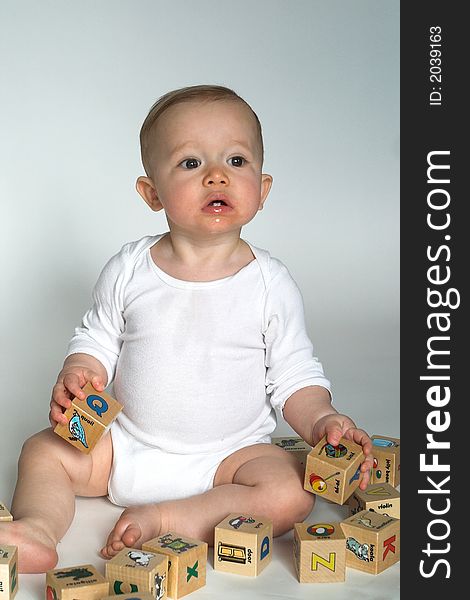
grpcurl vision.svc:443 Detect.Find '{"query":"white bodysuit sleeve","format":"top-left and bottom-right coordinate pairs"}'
top-left (65, 248), bottom-right (128, 385)
top-left (263, 260), bottom-right (331, 414)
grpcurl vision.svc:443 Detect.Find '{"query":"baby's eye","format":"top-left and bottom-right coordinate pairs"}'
top-left (228, 156), bottom-right (245, 167)
top-left (180, 158), bottom-right (201, 169)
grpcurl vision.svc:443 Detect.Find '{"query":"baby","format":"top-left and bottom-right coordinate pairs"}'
top-left (1, 85), bottom-right (373, 573)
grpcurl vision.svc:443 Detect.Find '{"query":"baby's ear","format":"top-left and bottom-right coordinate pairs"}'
top-left (136, 176), bottom-right (163, 212)
top-left (258, 173), bottom-right (273, 210)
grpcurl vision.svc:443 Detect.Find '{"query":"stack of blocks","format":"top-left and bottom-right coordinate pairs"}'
top-left (0, 546), bottom-right (18, 600)
top-left (54, 383), bottom-right (123, 454)
top-left (105, 548), bottom-right (168, 599)
top-left (294, 434), bottom-right (400, 583)
top-left (45, 564), bottom-right (109, 599)
top-left (214, 514), bottom-right (273, 577)
top-left (142, 532), bottom-right (208, 598)
top-left (303, 436), bottom-right (364, 504)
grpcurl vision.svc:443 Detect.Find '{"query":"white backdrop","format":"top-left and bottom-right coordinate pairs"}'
top-left (0, 0), bottom-right (399, 495)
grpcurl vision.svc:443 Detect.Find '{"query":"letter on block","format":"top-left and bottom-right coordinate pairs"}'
top-left (0, 503), bottom-right (13, 522)
top-left (105, 548), bottom-right (168, 599)
top-left (271, 436), bottom-right (312, 469)
top-left (303, 436), bottom-right (364, 504)
top-left (293, 522), bottom-right (346, 583)
top-left (142, 532), bottom-right (207, 599)
top-left (45, 563), bottom-right (109, 599)
top-left (371, 435), bottom-right (400, 487)
top-left (214, 514), bottom-right (273, 577)
top-left (348, 483), bottom-right (400, 519)
top-left (54, 383), bottom-right (123, 454)
top-left (340, 509), bottom-right (400, 574)
top-left (0, 545), bottom-right (18, 600)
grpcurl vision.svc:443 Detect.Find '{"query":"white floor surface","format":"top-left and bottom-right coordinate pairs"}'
top-left (10, 494), bottom-right (399, 599)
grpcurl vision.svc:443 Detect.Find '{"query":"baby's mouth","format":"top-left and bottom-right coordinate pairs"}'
top-left (203, 194), bottom-right (233, 213)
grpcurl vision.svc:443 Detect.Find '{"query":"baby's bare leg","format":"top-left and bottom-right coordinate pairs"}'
top-left (0, 428), bottom-right (112, 573)
top-left (101, 444), bottom-right (313, 557)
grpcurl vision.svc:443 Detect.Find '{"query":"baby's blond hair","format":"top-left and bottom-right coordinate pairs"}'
top-left (140, 84), bottom-right (264, 176)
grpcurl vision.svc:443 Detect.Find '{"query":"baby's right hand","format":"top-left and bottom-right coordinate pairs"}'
top-left (49, 369), bottom-right (106, 428)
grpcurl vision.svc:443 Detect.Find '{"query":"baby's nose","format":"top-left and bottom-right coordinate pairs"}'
top-left (203, 164), bottom-right (229, 186)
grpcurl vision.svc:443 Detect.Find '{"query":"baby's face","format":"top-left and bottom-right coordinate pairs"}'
top-left (143, 99), bottom-right (272, 238)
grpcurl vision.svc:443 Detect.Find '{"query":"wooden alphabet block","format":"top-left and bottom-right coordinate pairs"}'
top-left (293, 522), bottom-right (346, 583)
top-left (371, 435), bottom-right (400, 486)
top-left (303, 436), bottom-right (364, 504)
top-left (0, 545), bottom-right (18, 599)
top-left (0, 503), bottom-right (13, 522)
top-left (105, 548), bottom-right (168, 599)
top-left (142, 532), bottom-right (207, 598)
top-left (214, 514), bottom-right (273, 577)
top-left (340, 509), bottom-right (400, 574)
top-left (45, 563), bottom-right (109, 599)
top-left (348, 483), bottom-right (400, 519)
top-left (272, 436), bottom-right (312, 469)
top-left (54, 383), bottom-right (123, 454)
top-left (100, 593), bottom-right (155, 600)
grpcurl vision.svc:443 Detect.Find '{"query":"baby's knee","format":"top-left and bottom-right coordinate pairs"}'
top-left (19, 428), bottom-right (78, 470)
top-left (20, 428), bottom-right (56, 458)
top-left (268, 475), bottom-right (315, 535)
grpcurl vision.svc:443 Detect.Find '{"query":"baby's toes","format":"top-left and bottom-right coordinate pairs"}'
top-left (111, 539), bottom-right (126, 553)
top-left (100, 544), bottom-right (113, 559)
top-left (121, 524), bottom-right (142, 549)
top-left (100, 528), bottom-right (121, 558)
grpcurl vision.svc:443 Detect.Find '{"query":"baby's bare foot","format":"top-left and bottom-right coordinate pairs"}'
top-left (100, 504), bottom-right (164, 559)
top-left (0, 519), bottom-right (58, 573)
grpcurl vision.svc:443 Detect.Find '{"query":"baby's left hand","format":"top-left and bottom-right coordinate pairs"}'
top-left (312, 413), bottom-right (374, 490)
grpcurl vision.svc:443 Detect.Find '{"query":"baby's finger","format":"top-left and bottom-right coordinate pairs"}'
top-left (325, 424), bottom-right (344, 447)
top-left (358, 465), bottom-right (372, 490)
top-left (361, 452), bottom-right (375, 472)
top-left (357, 453), bottom-right (374, 490)
top-left (51, 382), bottom-right (73, 409)
top-left (62, 373), bottom-right (87, 401)
top-left (84, 370), bottom-right (105, 392)
top-left (49, 400), bottom-right (68, 426)
top-left (344, 428), bottom-right (373, 454)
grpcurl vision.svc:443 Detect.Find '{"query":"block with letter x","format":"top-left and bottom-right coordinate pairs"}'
top-left (142, 532), bottom-right (207, 598)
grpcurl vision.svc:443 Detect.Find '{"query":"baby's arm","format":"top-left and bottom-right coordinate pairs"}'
top-left (49, 244), bottom-right (133, 427)
top-left (283, 385), bottom-right (374, 489)
top-left (49, 353), bottom-right (108, 428)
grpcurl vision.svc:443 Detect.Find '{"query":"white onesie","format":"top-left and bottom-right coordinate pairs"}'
top-left (66, 234), bottom-right (331, 506)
